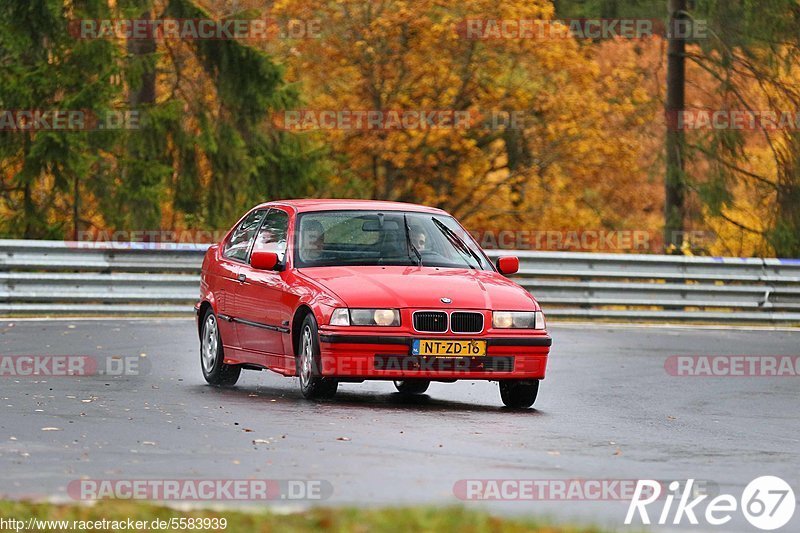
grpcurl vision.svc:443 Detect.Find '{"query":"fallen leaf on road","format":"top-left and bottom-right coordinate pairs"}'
top-left (336, 437), bottom-right (351, 441)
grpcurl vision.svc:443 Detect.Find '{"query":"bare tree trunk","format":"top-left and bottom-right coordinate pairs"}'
top-left (664, 0), bottom-right (687, 251)
top-left (121, 10), bottom-right (158, 228)
top-left (23, 182), bottom-right (33, 239)
top-left (773, 136), bottom-right (800, 257)
top-left (128, 12), bottom-right (156, 107)
top-left (72, 175), bottom-right (79, 241)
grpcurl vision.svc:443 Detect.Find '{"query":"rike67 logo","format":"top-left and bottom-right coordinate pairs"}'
top-left (626, 477), bottom-right (796, 530)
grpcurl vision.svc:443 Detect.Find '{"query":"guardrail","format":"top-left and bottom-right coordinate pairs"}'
top-left (1, 240), bottom-right (799, 323)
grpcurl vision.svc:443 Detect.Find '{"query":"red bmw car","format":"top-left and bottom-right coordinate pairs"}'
top-left (196, 200), bottom-right (551, 408)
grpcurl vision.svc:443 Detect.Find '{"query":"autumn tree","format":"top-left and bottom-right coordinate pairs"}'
top-left (0, 0), bottom-right (325, 238)
top-left (271, 0), bottom-right (659, 237)
top-left (685, 0), bottom-right (800, 257)
top-left (0, 0), bottom-right (123, 238)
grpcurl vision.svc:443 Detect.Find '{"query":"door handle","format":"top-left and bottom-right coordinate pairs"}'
top-left (237, 273), bottom-right (246, 283)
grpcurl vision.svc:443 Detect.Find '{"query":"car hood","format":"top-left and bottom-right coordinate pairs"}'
top-left (298, 266), bottom-right (538, 310)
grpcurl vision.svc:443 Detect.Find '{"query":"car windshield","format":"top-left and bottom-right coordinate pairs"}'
top-left (294, 210), bottom-right (493, 270)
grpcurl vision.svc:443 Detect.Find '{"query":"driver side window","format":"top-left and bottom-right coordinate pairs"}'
top-left (252, 209), bottom-right (289, 263)
top-left (223, 209), bottom-right (267, 262)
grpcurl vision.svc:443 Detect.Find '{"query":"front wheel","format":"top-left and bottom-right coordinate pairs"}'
top-left (499, 380), bottom-right (539, 408)
top-left (393, 380), bottom-right (430, 394)
top-left (297, 314), bottom-right (338, 400)
top-left (200, 309), bottom-right (241, 387)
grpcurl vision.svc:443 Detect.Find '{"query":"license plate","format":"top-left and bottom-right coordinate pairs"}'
top-left (412, 339), bottom-right (487, 357)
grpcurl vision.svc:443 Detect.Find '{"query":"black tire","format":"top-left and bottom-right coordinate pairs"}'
top-left (499, 380), bottom-right (539, 408)
top-left (296, 314), bottom-right (338, 399)
top-left (393, 380), bottom-right (430, 395)
top-left (200, 308), bottom-right (241, 387)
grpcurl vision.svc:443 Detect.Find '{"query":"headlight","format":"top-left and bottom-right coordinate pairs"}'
top-left (372, 309), bottom-right (400, 326)
top-left (330, 308), bottom-right (400, 327)
top-left (493, 311), bottom-right (545, 330)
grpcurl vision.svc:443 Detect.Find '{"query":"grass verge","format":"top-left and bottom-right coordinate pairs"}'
top-left (0, 500), bottom-right (611, 532)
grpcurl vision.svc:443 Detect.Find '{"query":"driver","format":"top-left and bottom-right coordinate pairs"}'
top-left (410, 225), bottom-right (428, 252)
top-left (301, 220), bottom-right (325, 261)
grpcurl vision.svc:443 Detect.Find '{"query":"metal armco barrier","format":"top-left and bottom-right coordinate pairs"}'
top-left (1, 240), bottom-right (800, 323)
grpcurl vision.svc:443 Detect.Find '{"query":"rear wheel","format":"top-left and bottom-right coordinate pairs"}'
top-left (393, 380), bottom-right (430, 395)
top-left (201, 309), bottom-right (241, 387)
top-left (297, 314), bottom-right (338, 399)
top-left (499, 380), bottom-right (539, 408)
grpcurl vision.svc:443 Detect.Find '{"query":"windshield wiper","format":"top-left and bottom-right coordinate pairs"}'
top-left (404, 214), bottom-right (423, 266)
top-left (431, 218), bottom-right (481, 270)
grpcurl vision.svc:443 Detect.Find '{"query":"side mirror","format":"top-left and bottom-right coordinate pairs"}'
top-left (496, 256), bottom-right (519, 275)
top-left (250, 250), bottom-right (280, 271)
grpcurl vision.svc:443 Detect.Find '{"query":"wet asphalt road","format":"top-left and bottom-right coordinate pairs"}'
top-left (0, 319), bottom-right (798, 532)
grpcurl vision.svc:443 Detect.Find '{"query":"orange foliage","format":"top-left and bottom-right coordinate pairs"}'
top-left (270, 0), bottom-right (662, 244)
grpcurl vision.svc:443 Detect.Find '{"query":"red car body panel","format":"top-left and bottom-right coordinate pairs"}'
top-left (197, 199), bottom-right (551, 381)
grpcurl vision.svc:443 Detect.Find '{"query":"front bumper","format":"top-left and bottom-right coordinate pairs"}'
top-left (317, 333), bottom-right (551, 380)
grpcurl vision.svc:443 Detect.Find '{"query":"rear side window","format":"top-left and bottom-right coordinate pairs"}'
top-left (252, 209), bottom-right (290, 263)
top-left (223, 209), bottom-right (267, 262)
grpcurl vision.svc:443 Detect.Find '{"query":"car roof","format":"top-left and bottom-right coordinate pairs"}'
top-left (254, 198), bottom-right (449, 215)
